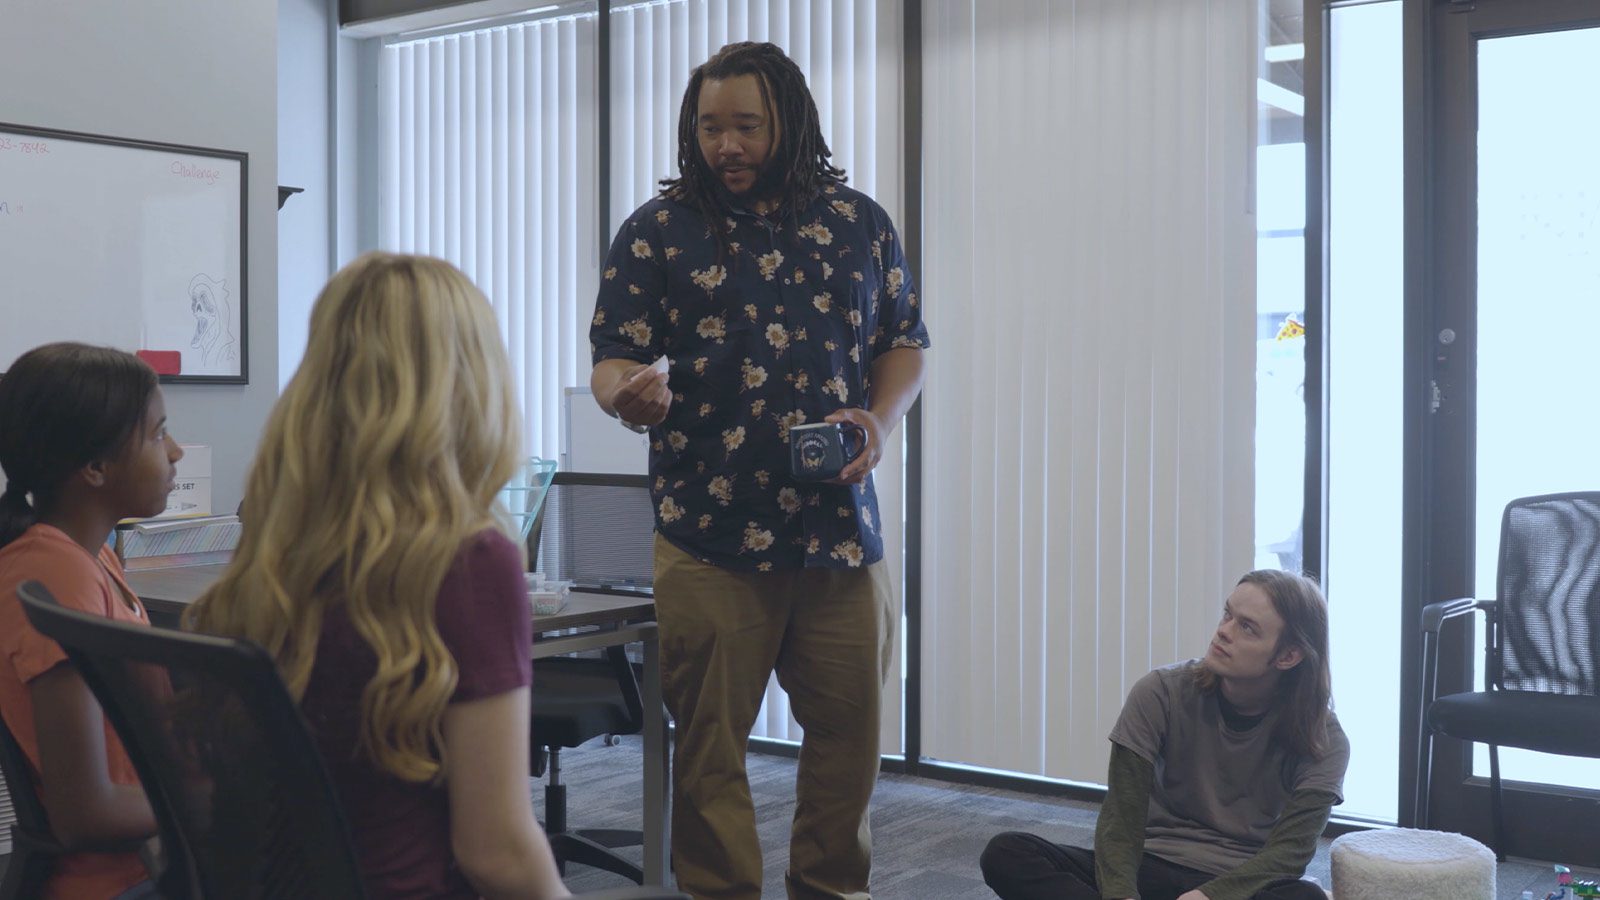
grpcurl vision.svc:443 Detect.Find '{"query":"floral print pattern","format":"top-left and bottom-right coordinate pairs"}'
top-left (591, 184), bottom-right (930, 571)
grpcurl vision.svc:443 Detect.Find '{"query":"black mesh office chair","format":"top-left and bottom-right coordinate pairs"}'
top-left (18, 579), bottom-right (368, 900)
top-left (530, 473), bottom-right (656, 595)
top-left (0, 711), bottom-right (65, 900)
top-left (527, 473), bottom-right (657, 883)
top-left (1417, 492), bottom-right (1600, 860)
top-left (16, 581), bottom-right (684, 900)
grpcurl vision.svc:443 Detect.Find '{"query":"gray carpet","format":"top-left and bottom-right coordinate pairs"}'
top-left (2, 737), bottom-right (1590, 898)
top-left (551, 735), bottom-right (1599, 899)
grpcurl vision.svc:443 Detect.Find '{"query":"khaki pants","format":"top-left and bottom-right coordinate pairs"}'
top-left (653, 535), bottom-right (896, 900)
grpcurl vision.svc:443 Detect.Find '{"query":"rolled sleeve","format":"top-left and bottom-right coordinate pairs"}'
top-left (592, 206), bottom-right (670, 367)
top-left (869, 209), bottom-right (931, 358)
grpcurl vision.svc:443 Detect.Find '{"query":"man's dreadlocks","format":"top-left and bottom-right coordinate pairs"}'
top-left (660, 41), bottom-right (846, 241)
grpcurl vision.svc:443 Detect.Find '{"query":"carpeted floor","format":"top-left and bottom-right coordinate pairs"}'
top-left (551, 735), bottom-right (1598, 899)
top-left (4, 735), bottom-right (1589, 898)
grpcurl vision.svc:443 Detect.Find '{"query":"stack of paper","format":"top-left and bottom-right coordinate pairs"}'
top-left (115, 514), bottom-right (241, 570)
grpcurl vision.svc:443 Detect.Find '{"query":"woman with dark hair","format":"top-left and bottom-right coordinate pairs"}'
top-left (0, 342), bottom-right (182, 900)
top-left (980, 571), bottom-right (1348, 900)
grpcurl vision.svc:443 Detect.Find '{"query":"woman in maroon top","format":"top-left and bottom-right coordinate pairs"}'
top-left (187, 253), bottom-right (570, 899)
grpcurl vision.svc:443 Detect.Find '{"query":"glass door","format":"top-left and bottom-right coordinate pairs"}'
top-left (1418, 0), bottom-right (1600, 862)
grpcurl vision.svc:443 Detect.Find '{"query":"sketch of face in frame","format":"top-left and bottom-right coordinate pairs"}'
top-left (188, 273), bottom-right (238, 371)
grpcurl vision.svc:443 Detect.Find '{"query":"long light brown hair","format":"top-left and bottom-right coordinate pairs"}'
top-left (1196, 570), bottom-right (1334, 759)
top-left (186, 253), bottom-right (522, 783)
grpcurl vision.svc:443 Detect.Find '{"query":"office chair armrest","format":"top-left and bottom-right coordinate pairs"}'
top-left (575, 888), bottom-right (691, 899)
top-left (1420, 597), bottom-right (1494, 633)
top-left (1420, 597), bottom-right (1495, 710)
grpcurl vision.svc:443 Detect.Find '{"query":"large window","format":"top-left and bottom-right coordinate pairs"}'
top-left (1325, 0), bottom-right (1404, 822)
top-left (1255, 0), bottom-right (1307, 574)
top-left (1256, 0), bottom-right (1406, 824)
top-left (369, 1), bottom-right (1414, 807)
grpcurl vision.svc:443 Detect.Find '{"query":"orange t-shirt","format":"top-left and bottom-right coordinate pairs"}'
top-left (0, 524), bottom-right (152, 900)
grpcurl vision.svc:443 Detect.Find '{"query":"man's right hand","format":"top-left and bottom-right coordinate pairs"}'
top-left (604, 362), bottom-right (672, 427)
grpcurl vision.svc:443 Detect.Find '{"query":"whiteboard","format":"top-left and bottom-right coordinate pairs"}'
top-left (0, 124), bottom-right (247, 382)
top-left (563, 387), bottom-right (649, 475)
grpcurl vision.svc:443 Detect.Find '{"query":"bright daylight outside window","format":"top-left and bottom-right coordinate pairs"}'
top-left (1325, 0), bottom-right (1404, 823)
top-left (1258, 0), bottom-right (1408, 824)
top-left (1255, 0), bottom-right (1307, 575)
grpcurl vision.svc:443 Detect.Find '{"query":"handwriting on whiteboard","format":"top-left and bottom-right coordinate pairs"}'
top-left (0, 137), bottom-right (51, 154)
top-left (170, 161), bottom-right (221, 185)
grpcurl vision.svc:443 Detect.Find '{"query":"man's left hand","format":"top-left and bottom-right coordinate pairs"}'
top-left (1176, 890), bottom-right (1210, 900)
top-left (824, 407), bottom-right (885, 485)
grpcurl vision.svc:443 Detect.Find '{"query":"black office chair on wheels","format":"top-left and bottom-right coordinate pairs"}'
top-left (17, 581), bottom-right (684, 900)
top-left (0, 714), bottom-right (66, 900)
top-left (1416, 491), bottom-right (1600, 860)
top-left (531, 645), bottom-right (648, 881)
top-left (527, 473), bottom-right (658, 883)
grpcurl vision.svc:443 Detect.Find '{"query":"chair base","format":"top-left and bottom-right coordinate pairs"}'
top-left (550, 831), bottom-right (645, 884)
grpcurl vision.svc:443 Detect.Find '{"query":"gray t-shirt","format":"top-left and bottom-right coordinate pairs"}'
top-left (1107, 659), bottom-right (1349, 875)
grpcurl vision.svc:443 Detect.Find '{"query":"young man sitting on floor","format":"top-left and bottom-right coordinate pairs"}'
top-left (981, 570), bottom-right (1348, 900)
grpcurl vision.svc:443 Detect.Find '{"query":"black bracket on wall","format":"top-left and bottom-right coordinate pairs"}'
top-left (277, 185), bottom-right (304, 210)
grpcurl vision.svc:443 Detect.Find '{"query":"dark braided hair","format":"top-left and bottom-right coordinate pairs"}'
top-left (660, 41), bottom-right (845, 242)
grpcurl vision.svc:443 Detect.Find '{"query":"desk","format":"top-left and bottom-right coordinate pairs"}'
top-left (126, 567), bottom-right (672, 886)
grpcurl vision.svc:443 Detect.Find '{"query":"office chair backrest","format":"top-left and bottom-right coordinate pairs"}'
top-left (17, 581), bottom-right (368, 900)
top-left (0, 705), bottom-right (53, 849)
top-left (529, 473), bottom-right (655, 594)
top-left (1496, 492), bottom-right (1600, 697)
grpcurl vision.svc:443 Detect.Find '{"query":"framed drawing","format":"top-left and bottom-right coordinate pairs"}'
top-left (0, 123), bottom-right (248, 383)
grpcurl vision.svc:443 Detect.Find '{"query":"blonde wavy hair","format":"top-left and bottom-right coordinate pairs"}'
top-left (186, 252), bottom-right (523, 783)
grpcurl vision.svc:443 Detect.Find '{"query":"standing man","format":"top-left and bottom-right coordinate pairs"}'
top-left (589, 41), bottom-right (929, 900)
top-left (980, 571), bottom-right (1348, 900)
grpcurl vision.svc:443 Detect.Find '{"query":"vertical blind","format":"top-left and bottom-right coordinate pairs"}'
top-left (919, 0), bottom-right (1258, 782)
top-left (379, 13), bottom-right (599, 464)
top-left (374, 0), bottom-right (1258, 779)
top-left (608, 0), bottom-right (905, 748)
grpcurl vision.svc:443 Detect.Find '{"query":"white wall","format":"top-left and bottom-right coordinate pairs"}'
top-left (0, 0), bottom-right (279, 514)
top-left (279, 0), bottom-right (337, 387)
top-left (336, 35), bottom-right (384, 263)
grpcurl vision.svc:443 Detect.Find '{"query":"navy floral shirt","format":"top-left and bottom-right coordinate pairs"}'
top-left (591, 182), bottom-right (930, 571)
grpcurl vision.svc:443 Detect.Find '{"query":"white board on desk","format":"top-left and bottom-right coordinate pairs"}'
top-left (563, 387), bottom-right (648, 475)
top-left (0, 123), bottom-right (247, 382)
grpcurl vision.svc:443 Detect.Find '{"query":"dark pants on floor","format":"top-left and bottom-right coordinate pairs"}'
top-left (979, 832), bottom-right (1327, 900)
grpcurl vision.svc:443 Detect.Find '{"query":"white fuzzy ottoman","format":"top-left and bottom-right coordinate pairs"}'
top-left (1330, 828), bottom-right (1496, 900)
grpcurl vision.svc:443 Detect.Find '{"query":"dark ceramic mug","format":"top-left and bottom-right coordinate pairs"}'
top-left (789, 421), bottom-right (867, 481)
